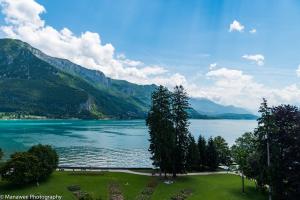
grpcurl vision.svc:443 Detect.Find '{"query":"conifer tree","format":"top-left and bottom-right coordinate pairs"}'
top-left (171, 85), bottom-right (190, 177)
top-left (206, 137), bottom-right (218, 171)
top-left (186, 134), bottom-right (200, 171)
top-left (197, 135), bottom-right (207, 170)
top-left (146, 85), bottom-right (174, 176)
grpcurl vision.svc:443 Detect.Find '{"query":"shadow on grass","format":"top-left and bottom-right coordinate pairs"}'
top-left (0, 181), bottom-right (38, 191)
top-left (0, 175), bottom-right (53, 192)
top-left (227, 185), bottom-right (267, 200)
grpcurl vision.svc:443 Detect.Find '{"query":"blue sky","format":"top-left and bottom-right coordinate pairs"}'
top-left (0, 0), bottom-right (299, 111)
top-left (34, 0), bottom-right (300, 86)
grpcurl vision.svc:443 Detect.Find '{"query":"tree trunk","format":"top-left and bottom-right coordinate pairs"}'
top-left (173, 172), bottom-right (176, 178)
top-left (241, 173), bottom-right (245, 193)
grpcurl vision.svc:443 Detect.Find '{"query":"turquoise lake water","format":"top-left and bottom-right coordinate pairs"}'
top-left (0, 119), bottom-right (257, 167)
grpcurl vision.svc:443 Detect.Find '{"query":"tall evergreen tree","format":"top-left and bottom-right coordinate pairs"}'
top-left (206, 137), bottom-right (218, 171)
top-left (255, 99), bottom-right (275, 193)
top-left (171, 85), bottom-right (190, 177)
top-left (146, 85), bottom-right (174, 176)
top-left (197, 135), bottom-right (207, 170)
top-left (186, 134), bottom-right (200, 171)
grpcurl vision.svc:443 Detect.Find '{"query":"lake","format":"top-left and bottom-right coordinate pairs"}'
top-left (0, 119), bottom-right (257, 167)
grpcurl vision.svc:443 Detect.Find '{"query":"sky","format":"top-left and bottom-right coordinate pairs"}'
top-left (0, 0), bottom-right (299, 112)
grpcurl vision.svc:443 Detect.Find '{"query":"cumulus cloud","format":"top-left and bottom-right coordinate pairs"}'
top-left (209, 63), bottom-right (217, 70)
top-left (249, 28), bottom-right (257, 34)
top-left (229, 20), bottom-right (244, 32)
top-left (242, 54), bottom-right (264, 66)
top-left (196, 68), bottom-right (300, 111)
top-left (0, 0), bottom-right (175, 86)
top-left (0, 0), bottom-right (299, 111)
top-left (297, 65), bottom-right (300, 77)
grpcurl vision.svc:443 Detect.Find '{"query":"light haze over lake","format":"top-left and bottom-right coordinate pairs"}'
top-left (0, 119), bottom-right (257, 167)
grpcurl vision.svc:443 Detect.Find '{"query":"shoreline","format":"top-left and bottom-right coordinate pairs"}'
top-left (56, 167), bottom-right (234, 177)
top-left (0, 118), bottom-right (257, 121)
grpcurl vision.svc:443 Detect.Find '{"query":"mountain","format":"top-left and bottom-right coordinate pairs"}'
top-left (189, 98), bottom-right (252, 115)
top-left (0, 39), bottom-right (154, 119)
top-left (0, 39), bottom-right (256, 119)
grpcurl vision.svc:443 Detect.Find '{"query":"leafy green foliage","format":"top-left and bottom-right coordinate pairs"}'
top-left (268, 105), bottom-right (300, 199)
top-left (231, 132), bottom-right (257, 192)
top-left (232, 99), bottom-right (300, 199)
top-left (1, 152), bottom-right (39, 185)
top-left (0, 144), bottom-right (58, 185)
top-left (28, 144), bottom-right (59, 180)
top-left (214, 136), bottom-right (231, 166)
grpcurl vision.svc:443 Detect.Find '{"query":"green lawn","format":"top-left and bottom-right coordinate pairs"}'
top-left (0, 171), bottom-right (266, 200)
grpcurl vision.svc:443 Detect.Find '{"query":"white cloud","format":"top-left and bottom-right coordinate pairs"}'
top-left (229, 20), bottom-right (244, 32)
top-left (249, 28), bottom-right (257, 34)
top-left (209, 63), bottom-right (217, 70)
top-left (297, 65), bottom-right (300, 77)
top-left (242, 54), bottom-right (265, 66)
top-left (0, 0), bottom-right (45, 28)
top-left (0, 0), bottom-right (173, 86)
top-left (192, 68), bottom-right (300, 111)
top-left (0, 0), bottom-right (299, 111)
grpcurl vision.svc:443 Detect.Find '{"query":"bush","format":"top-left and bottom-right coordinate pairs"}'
top-left (28, 144), bottom-right (58, 180)
top-left (67, 185), bottom-right (81, 192)
top-left (1, 152), bottom-right (39, 185)
top-left (0, 144), bottom-right (58, 185)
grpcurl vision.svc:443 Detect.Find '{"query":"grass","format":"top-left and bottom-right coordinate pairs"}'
top-left (0, 171), bottom-right (267, 200)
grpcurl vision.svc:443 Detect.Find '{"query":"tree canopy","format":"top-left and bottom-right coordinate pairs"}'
top-left (0, 148), bottom-right (3, 161)
top-left (0, 144), bottom-right (58, 185)
top-left (232, 99), bottom-right (300, 199)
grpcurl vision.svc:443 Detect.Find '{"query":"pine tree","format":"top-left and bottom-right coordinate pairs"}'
top-left (171, 85), bottom-right (190, 177)
top-left (255, 99), bottom-right (274, 192)
top-left (146, 85), bottom-right (174, 176)
top-left (197, 135), bottom-right (207, 171)
top-left (186, 134), bottom-right (200, 172)
top-left (206, 137), bottom-right (218, 171)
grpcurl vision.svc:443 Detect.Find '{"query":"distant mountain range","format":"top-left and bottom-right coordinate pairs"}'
top-left (0, 39), bottom-right (257, 119)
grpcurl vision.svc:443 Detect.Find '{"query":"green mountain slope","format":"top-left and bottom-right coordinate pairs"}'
top-left (0, 39), bottom-right (149, 119)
